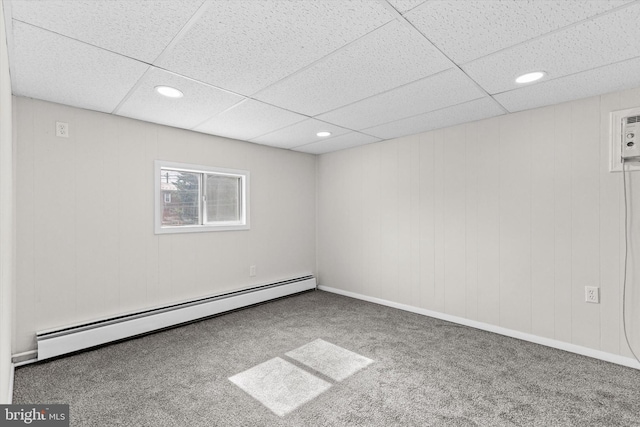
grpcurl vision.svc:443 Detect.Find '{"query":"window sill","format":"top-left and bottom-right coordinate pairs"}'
top-left (155, 223), bottom-right (250, 234)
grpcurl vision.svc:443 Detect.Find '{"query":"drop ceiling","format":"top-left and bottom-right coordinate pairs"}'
top-left (3, 0), bottom-right (640, 154)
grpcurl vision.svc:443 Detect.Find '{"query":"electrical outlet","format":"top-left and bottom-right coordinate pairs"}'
top-left (56, 121), bottom-right (69, 138)
top-left (585, 286), bottom-right (600, 304)
top-left (249, 265), bottom-right (256, 277)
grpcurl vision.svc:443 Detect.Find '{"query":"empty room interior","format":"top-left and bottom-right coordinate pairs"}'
top-left (2, 0), bottom-right (640, 425)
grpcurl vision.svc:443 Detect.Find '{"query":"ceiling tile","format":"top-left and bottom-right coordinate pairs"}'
top-left (363, 97), bottom-right (505, 140)
top-left (293, 132), bottom-right (381, 155)
top-left (250, 119), bottom-right (352, 150)
top-left (116, 67), bottom-right (244, 129)
top-left (495, 57), bottom-right (640, 113)
top-left (316, 68), bottom-right (484, 130)
top-left (8, 0), bottom-right (640, 154)
top-left (156, 0), bottom-right (395, 96)
top-left (463, 3), bottom-right (640, 94)
top-left (405, 0), bottom-right (633, 64)
top-left (254, 20), bottom-right (454, 116)
top-left (386, 0), bottom-right (428, 14)
top-left (11, 21), bottom-right (149, 113)
top-left (194, 99), bottom-right (307, 141)
top-left (10, 0), bottom-right (206, 63)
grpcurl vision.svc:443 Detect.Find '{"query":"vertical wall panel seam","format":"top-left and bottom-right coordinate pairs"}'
top-left (148, 127), bottom-right (155, 306)
top-left (617, 92), bottom-right (622, 355)
top-left (432, 137), bottom-right (435, 304)
top-left (597, 96), bottom-right (603, 350)
top-left (116, 125), bottom-right (121, 312)
top-left (74, 109), bottom-right (78, 321)
top-left (475, 125), bottom-right (479, 321)
top-left (530, 111), bottom-right (534, 333)
top-left (443, 135), bottom-right (446, 311)
top-left (498, 118), bottom-right (502, 327)
top-left (415, 140), bottom-right (419, 306)
top-left (553, 106), bottom-right (557, 340)
top-left (30, 100), bottom-right (35, 339)
top-left (378, 145), bottom-right (382, 300)
top-left (395, 143), bottom-right (400, 302)
top-left (314, 150), bottom-right (319, 284)
top-left (417, 137), bottom-right (420, 306)
top-left (464, 125), bottom-right (468, 318)
top-left (569, 103), bottom-right (574, 345)
top-left (359, 151), bottom-right (364, 296)
top-left (615, 91), bottom-right (623, 356)
top-left (420, 138), bottom-right (424, 306)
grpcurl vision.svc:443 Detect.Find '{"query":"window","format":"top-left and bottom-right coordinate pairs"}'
top-left (155, 161), bottom-right (249, 234)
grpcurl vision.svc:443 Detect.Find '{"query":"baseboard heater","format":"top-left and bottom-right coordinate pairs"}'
top-left (36, 275), bottom-right (316, 361)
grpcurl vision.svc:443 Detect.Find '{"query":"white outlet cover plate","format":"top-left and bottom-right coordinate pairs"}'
top-left (585, 286), bottom-right (600, 304)
top-left (56, 121), bottom-right (68, 138)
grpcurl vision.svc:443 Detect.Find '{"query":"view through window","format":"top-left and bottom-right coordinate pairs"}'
top-left (155, 161), bottom-right (249, 233)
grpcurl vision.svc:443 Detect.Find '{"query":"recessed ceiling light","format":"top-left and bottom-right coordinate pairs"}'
top-left (515, 71), bottom-right (546, 84)
top-left (155, 85), bottom-right (184, 98)
top-left (317, 131), bottom-right (332, 137)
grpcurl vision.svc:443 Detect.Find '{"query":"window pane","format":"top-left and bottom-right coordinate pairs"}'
top-left (205, 174), bottom-right (241, 222)
top-left (160, 169), bottom-right (200, 226)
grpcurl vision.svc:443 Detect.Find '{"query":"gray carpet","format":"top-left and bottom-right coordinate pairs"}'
top-left (12, 290), bottom-right (640, 426)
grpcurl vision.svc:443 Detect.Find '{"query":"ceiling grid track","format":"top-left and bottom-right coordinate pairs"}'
top-left (378, 0), bottom-right (509, 114)
top-left (5, 0), bottom-right (640, 153)
top-left (111, 0), bottom-right (215, 115)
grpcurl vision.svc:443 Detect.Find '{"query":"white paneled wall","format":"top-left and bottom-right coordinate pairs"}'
top-left (318, 86), bottom-right (640, 358)
top-left (14, 97), bottom-right (316, 354)
top-left (0, 1), bottom-right (14, 403)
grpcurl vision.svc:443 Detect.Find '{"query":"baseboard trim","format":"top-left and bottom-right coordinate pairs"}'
top-left (12, 350), bottom-right (36, 365)
top-left (318, 285), bottom-right (640, 370)
top-left (12, 358), bottom-right (37, 368)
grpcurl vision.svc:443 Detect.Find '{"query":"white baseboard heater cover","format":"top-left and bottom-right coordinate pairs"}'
top-left (37, 275), bottom-right (316, 361)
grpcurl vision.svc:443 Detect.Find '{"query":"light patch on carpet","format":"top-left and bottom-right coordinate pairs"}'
top-left (285, 338), bottom-right (373, 382)
top-left (228, 357), bottom-right (331, 417)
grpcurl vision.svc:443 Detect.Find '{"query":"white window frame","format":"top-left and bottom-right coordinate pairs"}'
top-left (155, 160), bottom-right (250, 234)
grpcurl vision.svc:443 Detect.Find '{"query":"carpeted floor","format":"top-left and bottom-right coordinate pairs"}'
top-left (12, 290), bottom-right (640, 426)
